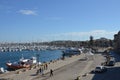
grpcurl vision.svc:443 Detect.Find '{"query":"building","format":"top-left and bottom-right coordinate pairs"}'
top-left (114, 31), bottom-right (120, 53)
top-left (94, 37), bottom-right (112, 47)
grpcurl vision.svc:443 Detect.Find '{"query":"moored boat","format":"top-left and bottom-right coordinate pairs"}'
top-left (6, 62), bottom-right (30, 69)
top-left (6, 57), bottom-right (38, 70)
top-left (62, 48), bottom-right (82, 56)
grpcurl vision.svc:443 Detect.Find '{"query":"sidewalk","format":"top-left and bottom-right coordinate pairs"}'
top-left (34, 54), bottom-right (94, 80)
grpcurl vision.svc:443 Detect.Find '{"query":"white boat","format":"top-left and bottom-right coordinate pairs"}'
top-left (62, 48), bottom-right (82, 56)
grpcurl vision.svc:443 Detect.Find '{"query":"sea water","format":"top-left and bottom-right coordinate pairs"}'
top-left (0, 50), bottom-right (63, 69)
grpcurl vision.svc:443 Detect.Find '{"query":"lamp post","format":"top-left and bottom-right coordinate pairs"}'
top-left (36, 53), bottom-right (40, 66)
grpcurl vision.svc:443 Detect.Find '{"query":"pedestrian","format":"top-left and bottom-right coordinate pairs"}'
top-left (45, 63), bottom-right (48, 70)
top-left (43, 64), bottom-right (46, 70)
top-left (50, 69), bottom-right (53, 76)
top-left (39, 67), bottom-right (42, 74)
top-left (36, 69), bottom-right (39, 75)
top-left (41, 67), bottom-right (44, 75)
top-left (62, 53), bottom-right (65, 60)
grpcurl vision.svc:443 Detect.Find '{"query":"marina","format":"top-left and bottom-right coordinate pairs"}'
top-left (0, 0), bottom-right (120, 79)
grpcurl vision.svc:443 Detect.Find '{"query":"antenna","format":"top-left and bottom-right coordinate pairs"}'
top-left (21, 54), bottom-right (24, 59)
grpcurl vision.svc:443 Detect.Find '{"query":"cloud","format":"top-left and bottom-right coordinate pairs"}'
top-left (45, 30), bottom-right (117, 41)
top-left (63, 30), bottom-right (116, 37)
top-left (45, 17), bottom-right (63, 20)
top-left (18, 9), bottom-right (37, 15)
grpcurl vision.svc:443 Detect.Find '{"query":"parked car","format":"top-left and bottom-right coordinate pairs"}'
top-left (92, 66), bottom-right (107, 73)
top-left (107, 60), bottom-right (115, 66)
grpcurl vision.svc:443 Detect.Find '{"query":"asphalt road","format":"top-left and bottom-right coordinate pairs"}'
top-left (86, 51), bottom-right (120, 80)
top-left (35, 55), bottom-right (94, 80)
top-left (39, 60), bottom-right (88, 80)
top-left (34, 50), bottom-right (120, 80)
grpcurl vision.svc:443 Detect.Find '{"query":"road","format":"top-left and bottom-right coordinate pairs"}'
top-left (83, 51), bottom-right (120, 80)
top-left (2, 49), bottom-right (120, 80)
top-left (30, 50), bottom-right (120, 80)
top-left (34, 53), bottom-right (104, 80)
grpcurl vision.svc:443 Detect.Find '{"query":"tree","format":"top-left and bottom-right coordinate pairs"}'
top-left (109, 40), bottom-right (113, 47)
top-left (89, 36), bottom-right (94, 47)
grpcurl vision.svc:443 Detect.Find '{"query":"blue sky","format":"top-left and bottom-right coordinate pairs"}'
top-left (0, 0), bottom-right (120, 42)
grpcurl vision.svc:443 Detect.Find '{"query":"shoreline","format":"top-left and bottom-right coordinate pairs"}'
top-left (0, 54), bottom-right (84, 80)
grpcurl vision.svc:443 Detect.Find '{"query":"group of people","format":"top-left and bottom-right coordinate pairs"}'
top-left (36, 63), bottom-right (53, 77)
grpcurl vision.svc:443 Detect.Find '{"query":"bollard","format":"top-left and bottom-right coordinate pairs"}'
top-left (16, 71), bottom-right (21, 74)
top-left (76, 76), bottom-right (81, 80)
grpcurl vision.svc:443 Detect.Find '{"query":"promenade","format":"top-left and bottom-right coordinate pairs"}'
top-left (0, 48), bottom-right (109, 80)
top-left (34, 53), bottom-right (104, 80)
top-left (0, 53), bottom-right (86, 80)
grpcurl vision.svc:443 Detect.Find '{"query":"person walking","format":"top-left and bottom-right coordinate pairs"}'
top-left (50, 69), bottom-right (53, 76)
top-left (45, 63), bottom-right (48, 70)
top-left (36, 69), bottom-right (39, 75)
top-left (41, 67), bottom-right (44, 75)
top-left (39, 67), bottom-right (42, 74)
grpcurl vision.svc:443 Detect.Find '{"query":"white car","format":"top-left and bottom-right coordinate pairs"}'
top-left (93, 66), bottom-right (107, 73)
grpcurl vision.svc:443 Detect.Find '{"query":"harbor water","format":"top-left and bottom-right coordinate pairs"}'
top-left (0, 50), bottom-right (63, 69)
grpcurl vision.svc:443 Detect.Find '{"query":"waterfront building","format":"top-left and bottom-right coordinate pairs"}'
top-left (114, 31), bottom-right (120, 53)
top-left (93, 37), bottom-right (111, 47)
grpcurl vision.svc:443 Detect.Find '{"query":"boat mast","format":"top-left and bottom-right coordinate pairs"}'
top-left (36, 53), bottom-right (40, 63)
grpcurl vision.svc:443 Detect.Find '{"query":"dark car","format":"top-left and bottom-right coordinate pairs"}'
top-left (93, 66), bottom-right (107, 73)
top-left (107, 60), bottom-right (115, 66)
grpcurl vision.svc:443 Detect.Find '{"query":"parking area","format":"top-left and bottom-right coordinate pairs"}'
top-left (82, 51), bottom-right (120, 80)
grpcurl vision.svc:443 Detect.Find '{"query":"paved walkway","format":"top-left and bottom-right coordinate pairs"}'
top-left (0, 54), bottom-right (85, 80)
top-left (33, 55), bottom-right (94, 80)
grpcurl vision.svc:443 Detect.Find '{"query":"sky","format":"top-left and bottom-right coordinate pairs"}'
top-left (0, 0), bottom-right (120, 42)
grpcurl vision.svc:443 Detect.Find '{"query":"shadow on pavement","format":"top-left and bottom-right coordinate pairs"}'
top-left (78, 58), bottom-right (87, 61)
top-left (101, 51), bottom-right (120, 63)
top-left (30, 73), bottom-right (37, 76)
top-left (112, 52), bottom-right (120, 62)
top-left (91, 66), bottom-right (120, 80)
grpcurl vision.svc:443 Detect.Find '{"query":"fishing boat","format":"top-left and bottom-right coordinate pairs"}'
top-left (6, 57), bottom-right (37, 70)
